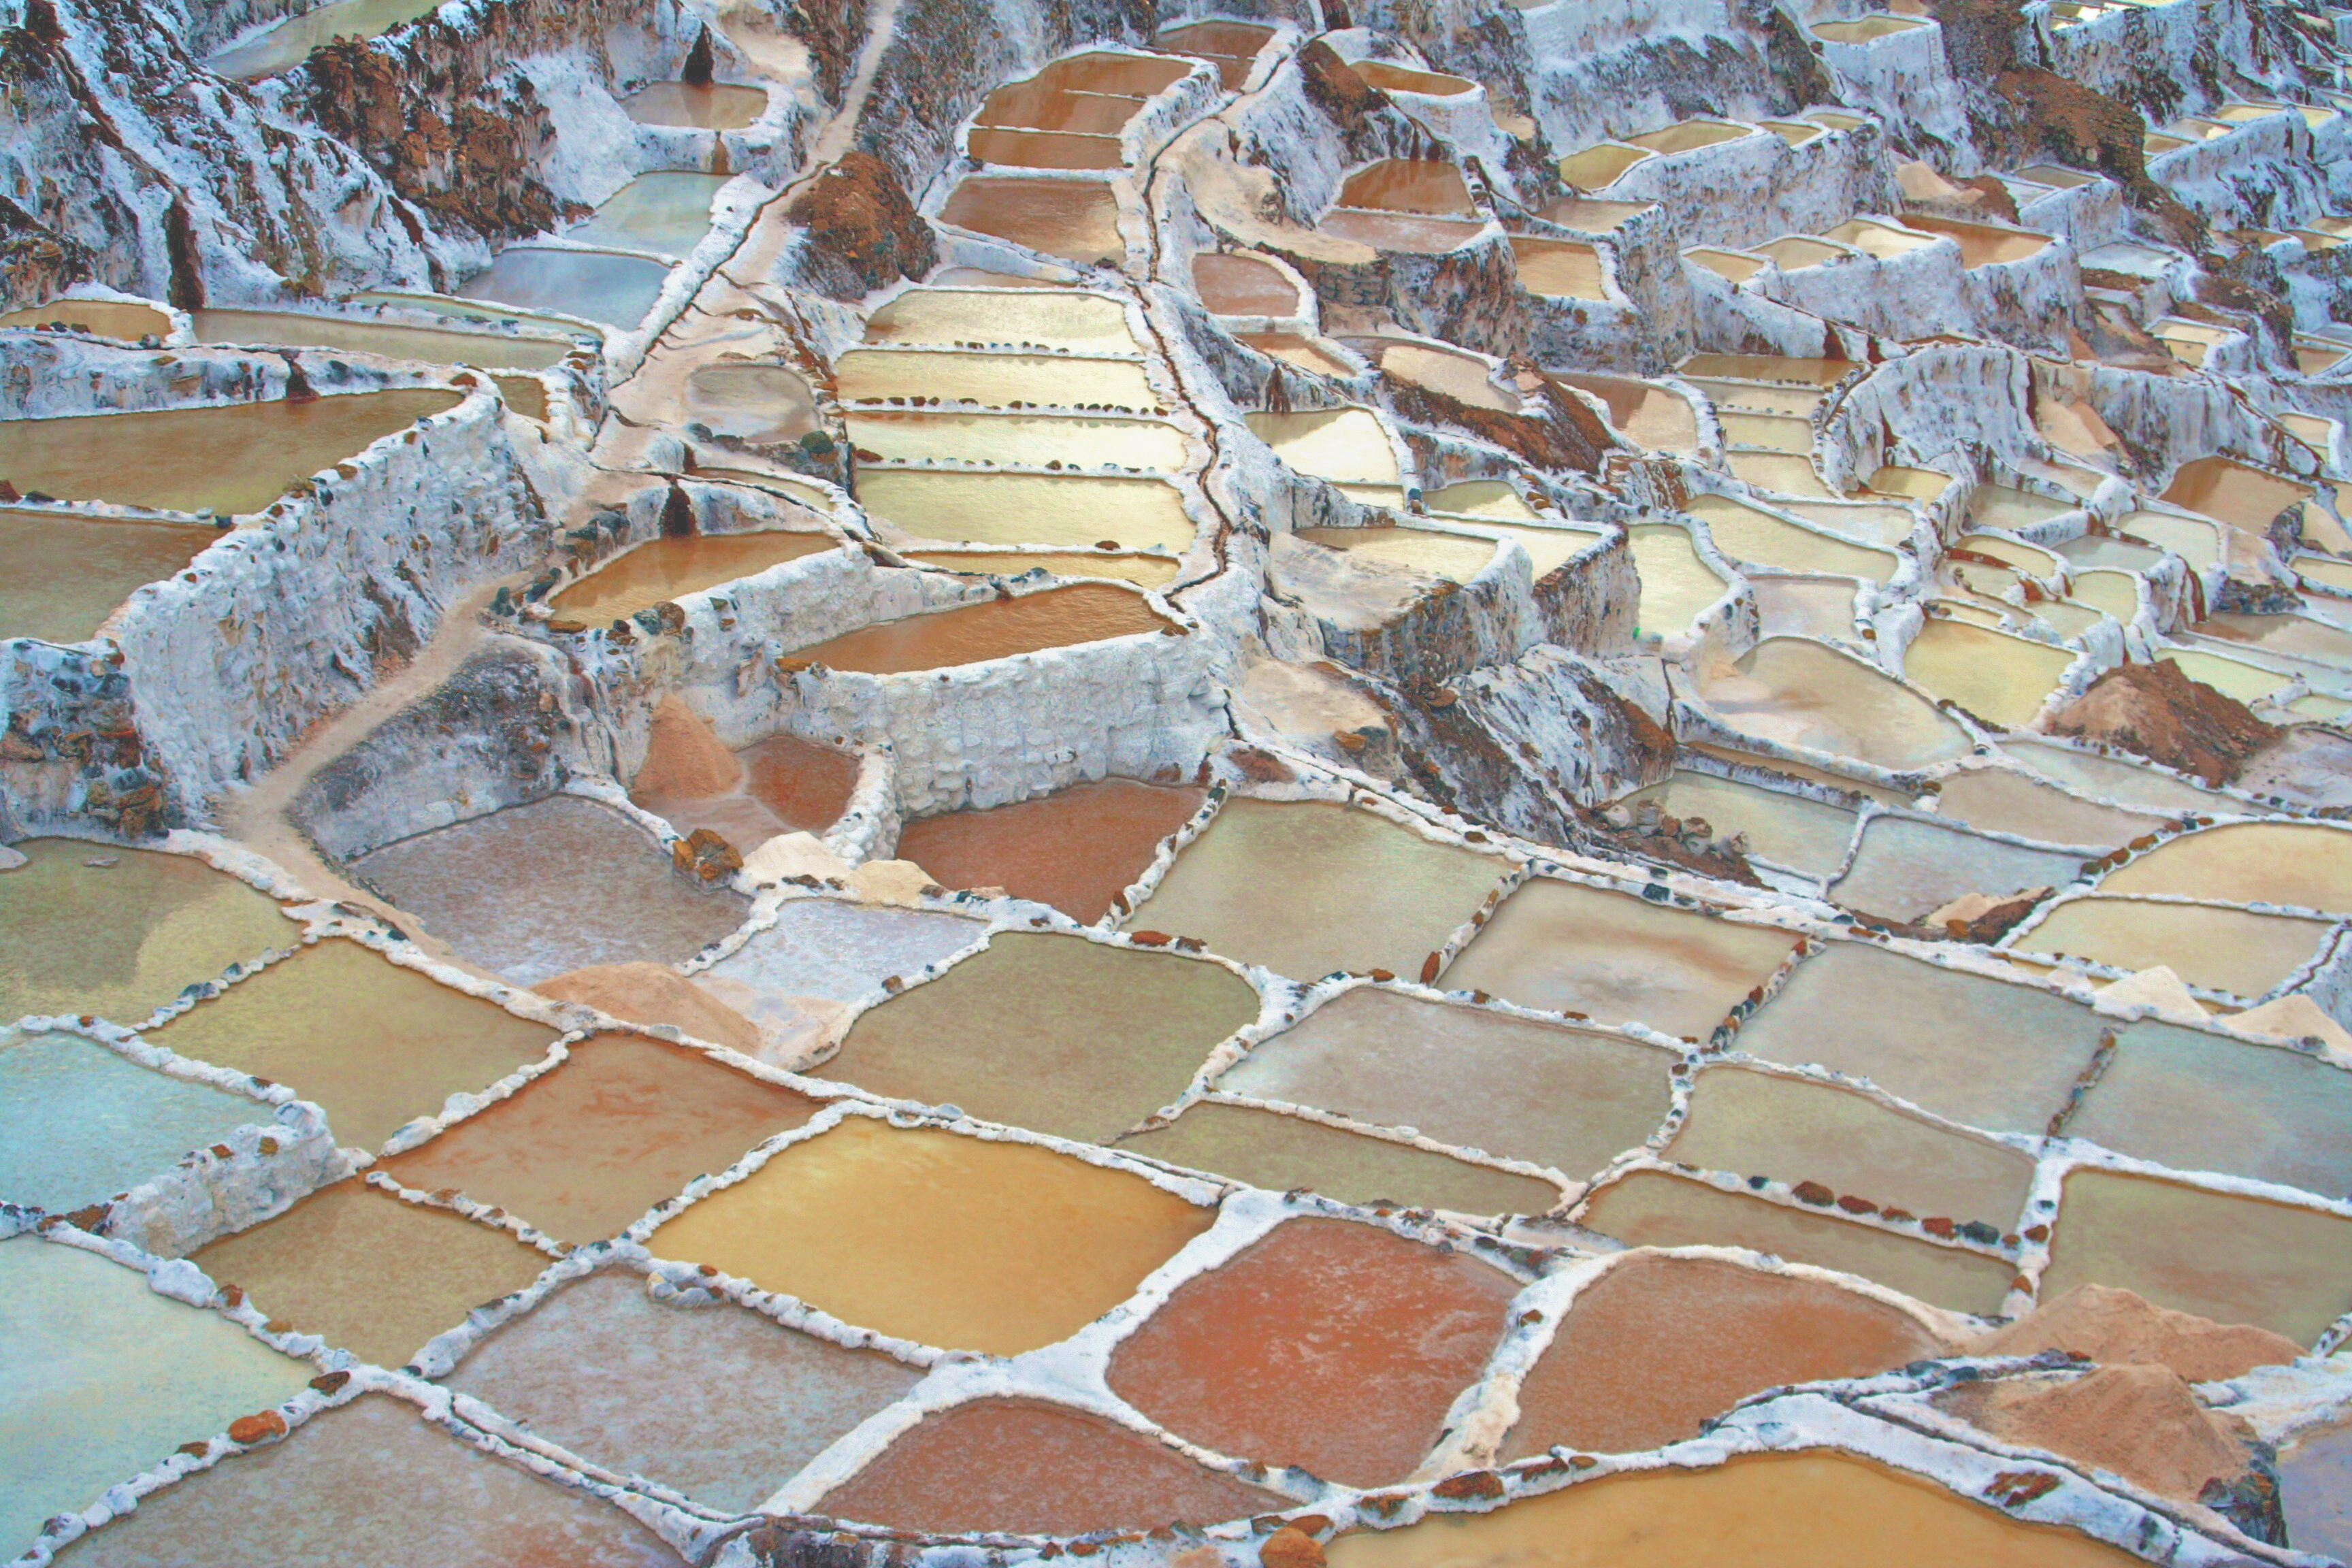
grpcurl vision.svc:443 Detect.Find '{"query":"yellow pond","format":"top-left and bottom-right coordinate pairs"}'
top-left (1245, 408), bottom-right (1401, 485)
top-left (2012, 896), bottom-right (2332, 998)
top-left (1902, 620), bottom-right (2074, 730)
top-left (863, 289), bottom-right (1136, 351)
top-left (1628, 525), bottom-right (1727, 636)
top-left (846, 410), bottom-right (1184, 470)
top-left (1688, 496), bottom-right (1898, 581)
top-left (858, 470), bottom-right (1194, 551)
top-left (549, 532), bottom-right (838, 623)
top-left (2100, 822), bottom-right (2352, 913)
top-left (1694, 637), bottom-right (1972, 770)
top-left (833, 348), bottom-right (1158, 410)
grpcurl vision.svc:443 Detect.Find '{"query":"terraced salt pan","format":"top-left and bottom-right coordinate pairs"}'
top-left (1554, 374), bottom-right (1697, 452)
top-left (1753, 577), bottom-right (1863, 641)
top-left (860, 470), bottom-right (1194, 550)
top-left (0, 389), bottom-right (459, 516)
top-left (2159, 456), bottom-right (2311, 538)
top-left (892, 778), bottom-right (1203, 920)
top-left (144, 936), bottom-right (555, 1149)
top-left (444, 1269), bottom-right (921, 1514)
top-left (1959, 533), bottom-right (2061, 574)
top-left (2038, 1168), bottom-right (2352, 1345)
top-left (1107, 1217), bottom-right (1519, 1487)
top-left (1499, 1254), bottom-right (1948, 1458)
top-left (1126, 798), bottom-right (1504, 982)
top-left (0, 298), bottom-right (172, 340)
top-left (1218, 985), bottom-right (1676, 1179)
top-left (189, 311), bottom-right (576, 378)
top-left (1154, 20), bottom-right (1272, 87)
top-left (350, 796), bottom-right (750, 985)
top-left (1352, 61), bottom-right (1476, 95)
top-left (938, 178), bottom-right (1125, 266)
top-left (1686, 377), bottom-right (1820, 415)
top-left (1245, 408), bottom-right (1401, 485)
top-left (203, 0), bottom-right (443, 76)
top-left (845, 410), bottom-right (1184, 470)
top-left (1117, 1101), bottom-right (1562, 1216)
top-left (2053, 535), bottom-right (2163, 573)
top-left (1368, 342), bottom-right (1518, 411)
top-left (189, 1179), bottom-right (551, 1366)
top-left (1930, 768), bottom-right (2167, 850)
top-left (1441, 878), bottom-right (1797, 1039)
top-left (644, 1115), bottom-right (1215, 1356)
top-left (814, 932), bottom-right (1258, 1142)
top-left (1690, 638), bottom-right (1972, 771)
top-left (2155, 647), bottom-right (2286, 704)
top-left (2281, 1422), bottom-right (2352, 1561)
top-left (833, 348), bottom-right (1158, 408)
top-left (1731, 943), bottom-right (2104, 1133)
top-left (1688, 496), bottom-right (1898, 581)
top-left (2195, 610), bottom-right (2352, 668)
top-left (1781, 500), bottom-right (1915, 547)
top-left (1, 1238), bottom-right (311, 1562)
top-left (549, 532), bottom-right (837, 623)
top-left (1295, 525), bottom-right (1497, 580)
top-left (1900, 621), bottom-right (2073, 731)
top-left (784, 582), bottom-right (1174, 672)
top-left (381, 1033), bottom-right (822, 1243)
top-left (456, 249), bottom-right (673, 330)
top-left (1328, 1452), bottom-right (2147, 1568)
top-left (968, 128), bottom-right (1126, 170)
top-left (1620, 770), bottom-right (1859, 877)
top-left (1626, 525), bottom-right (1725, 635)
top-left (2001, 738), bottom-right (2229, 813)
top-left (2100, 822), bottom-right (2352, 913)
top-left (634, 732), bottom-right (862, 851)
top-left (1509, 238), bottom-right (1607, 299)
top-left (52, 1392), bottom-right (679, 1566)
top-left (2016, 896), bottom-right (2328, 1000)
top-left (1318, 211), bottom-right (1486, 252)
top-left (1716, 410), bottom-right (1814, 453)
top-left (813, 1398), bottom-right (1284, 1535)
top-left (1726, 450), bottom-right (1836, 496)
top-left (862, 289), bottom-right (1137, 350)
top-left (2063, 569), bottom-right (2140, 625)
top-left (2123, 511), bottom-right (2222, 571)
top-left (621, 82), bottom-right (769, 129)
top-left (1192, 252), bottom-right (1301, 315)
top-left (0, 1030), bottom-right (265, 1213)
top-left (1242, 331), bottom-right (1357, 376)
top-left (700, 900), bottom-right (983, 1013)
top-left (1682, 248), bottom-right (1766, 282)
top-left (1680, 355), bottom-right (1852, 385)
top-left (2063, 1017), bottom-right (2352, 1198)
top-left (1667, 1066), bottom-right (2038, 1227)
top-left (1337, 159), bottom-right (1477, 215)
top-left (681, 364), bottom-right (817, 442)
top-left (0, 839), bottom-right (293, 1024)
top-left (1579, 1171), bottom-right (2016, 1313)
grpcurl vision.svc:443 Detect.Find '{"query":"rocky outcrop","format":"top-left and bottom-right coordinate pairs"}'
top-left (2040, 659), bottom-right (2279, 787)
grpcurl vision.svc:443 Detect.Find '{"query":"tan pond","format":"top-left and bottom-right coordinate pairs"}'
top-left (939, 178), bottom-right (1126, 265)
top-left (1443, 877), bottom-right (1798, 1040)
top-left (1367, 342), bottom-right (1516, 410)
top-left (1351, 60), bottom-right (1476, 96)
top-left (2197, 610), bottom-right (2352, 668)
top-left (1558, 144), bottom-right (1653, 191)
top-left (834, 348), bottom-right (1157, 409)
top-left (0, 298), bottom-right (174, 340)
top-left (1901, 619), bottom-right (2074, 730)
top-left (1684, 247), bottom-right (1767, 283)
top-left (1687, 376), bottom-right (1820, 416)
top-left (1688, 495), bottom-right (1898, 580)
top-left (1242, 332), bottom-right (1358, 376)
top-left (2010, 896), bottom-right (2332, 997)
top-left (0, 388), bottom-right (460, 516)
top-left (1317, 210), bottom-right (1488, 252)
top-left (1717, 410), bottom-right (1814, 453)
top-left (1727, 450), bottom-right (1836, 496)
top-left (1782, 500), bottom-right (1915, 546)
top-left (1754, 235), bottom-right (1851, 270)
top-left (1555, 373), bottom-right (1697, 451)
top-left (2101, 821), bottom-right (2352, 913)
top-left (621, 82), bottom-right (769, 129)
top-left (1692, 637), bottom-right (1973, 770)
top-left (858, 470), bottom-right (1194, 550)
top-left (785, 583), bottom-right (1174, 674)
top-left (0, 510), bottom-right (219, 643)
top-left (1930, 766), bottom-right (2168, 849)
top-left (907, 549), bottom-right (1180, 587)
top-left (1336, 159), bottom-right (1475, 215)
top-left (2000, 736), bottom-right (2230, 813)
top-left (1618, 770), bottom-right (1859, 878)
top-left (1957, 531), bottom-right (2060, 574)
top-left (1192, 252), bottom-right (1301, 316)
top-left (1426, 480), bottom-right (1537, 520)
top-left (1327, 1450), bottom-right (2148, 1568)
top-left (1680, 355), bottom-right (1852, 385)
top-left (1900, 215), bottom-right (2053, 267)
top-left (845, 410), bottom-right (1183, 470)
top-left (863, 289), bottom-right (1135, 350)
top-left (1245, 408), bottom-right (1400, 485)
top-left (549, 532), bottom-right (837, 623)
top-left (2156, 648), bottom-right (2285, 703)
top-left (968, 128), bottom-right (1126, 171)
top-left (1627, 524), bottom-right (1727, 635)
top-left (1828, 815), bottom-right (2085, 923)
top-left (1967, 484), bottom-right (2073, 529)
top-left (1812, 12), bottom-right (1931, 39)
top-left (2161, 457), bottom-right (2312, 536)
top-left (1509, 238), bottom-right (1607, 299)
top-left (1295, 525), bottom-right (1497, 581)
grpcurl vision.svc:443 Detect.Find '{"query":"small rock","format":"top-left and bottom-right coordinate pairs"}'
top-left (227, 1410), bottom-right (286, 1445)
top-left (1259, 1526), bottom-right (1324, 1568)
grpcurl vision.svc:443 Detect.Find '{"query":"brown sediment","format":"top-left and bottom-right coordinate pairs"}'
top-left (784, 584), bottom-right (1175, 674)
top-left (813, 1398), bottom-right (1286, 1535)
top-left (938, 178), bottom-right (1124, 267)
top-left (532, 962), bottom-right (765, 1053)
top-left (630, 696), bottom-right (742, 801)
top-left (891, 779), bottom-right (1204, 921)
top-left (1105, 1216), bottom-right (1519, 1488)
top-left (2040, 660), bottom-right (2278, 787)
top-left (1976, 1283), bottom-right (2304, 1381)
top-left (1501, 1253), bottom-right (1950, 1457)
top-left (1935, 1365), bottom-right (2253, 1507)
top-left (784, 150), bottom-right (938, 300)
top-left (379, 1032), bottom-right (819, 1243)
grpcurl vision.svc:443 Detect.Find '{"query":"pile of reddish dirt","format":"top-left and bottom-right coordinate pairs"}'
top-left (785, 150), bottom-right (937, 299)
top-left (2041, 660), bottom-right (2278, 786)
top-left (631, 696), bottom-right (744, 800)
top-left (534, 961), bottom-right (764, 1054)
top-left (1938, 1363), bottom-right (2252, 1505)
top-left (1978, 1284), bottom-right (2304, 1382)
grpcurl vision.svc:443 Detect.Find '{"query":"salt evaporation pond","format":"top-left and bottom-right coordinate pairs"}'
top-left (0, 510), bottom-right (220, 642)
top-left (622, 82), bottom-right (770, 129)
top-left (549, 531), bottom-right (837, 623)
top-left (860, 470), bottom-right (1195, 549)
top-left (457, 248), bottom-right (672, 329)
top-left (784, 583), bottom-right (1175, 672)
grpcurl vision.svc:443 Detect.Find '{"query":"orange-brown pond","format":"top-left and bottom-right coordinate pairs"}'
top-left (786, 583), bottom-right (1174, 673)
top-left (0, 388), bottom-right (461, 516)
top-left (632, 730), bottom-right (862, 851)
top-left (813, 1398), bottom-right (1284, 1536)
top-left (549, 532), bottom-right (837, 625)
top-left (893, 778), bottom-right (1203, 920)
top-left (1501, 1253), bottom-right (1948, 1456)
top-left (939, 178), bottom-right (1125, 265)
top-left (1106, 1217), bottom-right (1520, 1487)
top-left (1337, 159), bottom-right (1477, 215)
top-left (0, 298), bottom-right (173, 340)
top-left (2160, 457), bottom-right (2313, 536)
top-left (0, 509), bottom-right (219, 642)
top-left (1192, 252), bottom-right (1303, 315)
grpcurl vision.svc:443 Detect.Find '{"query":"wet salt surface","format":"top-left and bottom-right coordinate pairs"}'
top-left (702, 898), bottom-right (983, 1004)
top-left (894, 781), bottom-right (1205, 920)
top-left (350, 796), bottom-right (750, 985)
top-left (50, 1393), bottom-right (681, 1567)
top-left (0, 509), bottom-right (220, 643)
top-left (2280, 1420), bottom-right (2352, 1561)
top-left (446, 1271), bottom-right (921, 1514)
top-left (0, 1029), bottom-right (265, 1213)
top-left (1827, 815), bottom-right (2085, 922)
